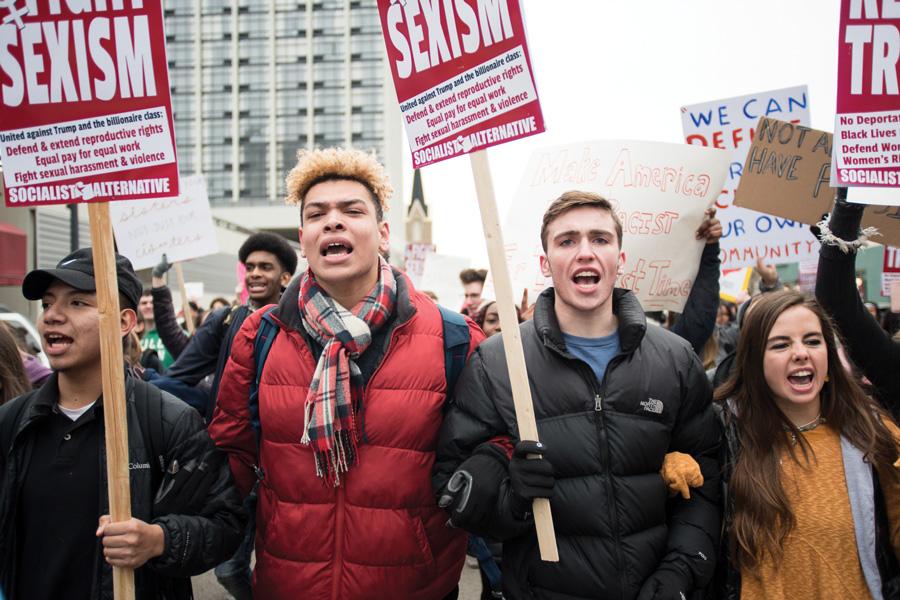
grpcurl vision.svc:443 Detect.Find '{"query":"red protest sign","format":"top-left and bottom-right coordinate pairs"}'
top-left (0, 1), bottom-right (179, 207)
top-left (377, 0), bottom-right (544, 168)
top-left (833, 0), bottom-right (900, 189)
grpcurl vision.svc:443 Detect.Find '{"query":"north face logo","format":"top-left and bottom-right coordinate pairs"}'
top-left (640, 398), bottom-right (663, 414)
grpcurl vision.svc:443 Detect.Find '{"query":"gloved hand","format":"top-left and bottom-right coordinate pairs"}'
top-left (438, 447), bottom-right (507, 530)
top-left (659, 451), bottom-right (703, 500)
top-left (508, 440), bottom-right (554, 519)
top-left (636, 562), bottom-right (691, 600)
top-left (152, 254), bottom-right (173, 279)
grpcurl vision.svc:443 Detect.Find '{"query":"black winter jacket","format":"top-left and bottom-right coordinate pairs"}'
top-left (0, 373), bottom-right (246, 600)
top-left (435, 288), bottom-right (722, 600)
top-left (816, 201), bottom-right (899, 419)
top-left (151, 285), bottom-right (190, 359)
top-left (166, 304), bottom-right (253, 420)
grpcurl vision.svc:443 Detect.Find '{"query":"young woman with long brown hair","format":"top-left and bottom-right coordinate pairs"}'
top-left (714, 290), bottom-right (899, 600)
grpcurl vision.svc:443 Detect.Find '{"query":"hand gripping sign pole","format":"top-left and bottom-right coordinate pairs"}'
top-left (88, 202), bottom-right (136, 600)
top-left (470, 150), bottom-right (559, 562)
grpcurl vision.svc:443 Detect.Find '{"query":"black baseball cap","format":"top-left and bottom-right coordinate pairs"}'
top-left (22, 248), bottom-right (143, 310)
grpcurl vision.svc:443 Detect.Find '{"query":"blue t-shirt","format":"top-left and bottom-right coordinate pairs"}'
top-left (562, 331), bottom-right (621, 384)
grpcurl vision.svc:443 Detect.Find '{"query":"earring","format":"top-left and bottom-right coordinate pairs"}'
top-left (824, 374), bottom-right (830, 382)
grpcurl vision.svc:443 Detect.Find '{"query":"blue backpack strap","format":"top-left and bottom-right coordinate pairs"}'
top-left (249, 306), bottom-right (279, 479)
top-left (438, 305), bottom-right (470, 397)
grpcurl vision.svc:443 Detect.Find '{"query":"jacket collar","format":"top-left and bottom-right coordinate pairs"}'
top-left (273, 266), bottom-right (417, 332)
top-left (533, 287), bottom-right (647, 355)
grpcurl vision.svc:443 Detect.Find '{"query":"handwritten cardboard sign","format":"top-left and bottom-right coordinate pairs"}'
top-left (500, 140), bottom-right (731, 312)
top-left (735, 117), bottom-right (900, 248)
top-left (110, 175), bottom-right (218, 270)
top-left (0, 1), bottom-right (179, 206)
top-left (833, 0), bottom-right (900, 191)
top-left (377, 0), bottom-right (544, 168)
top-left (681, 86), bottom-right (815, 268)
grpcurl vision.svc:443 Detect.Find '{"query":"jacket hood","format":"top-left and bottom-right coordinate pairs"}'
top-left (533, 287), bottom-right (647, 355)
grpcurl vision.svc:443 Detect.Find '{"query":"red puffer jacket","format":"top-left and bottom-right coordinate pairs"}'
top-left (209, 273), bottom-right (482, 600)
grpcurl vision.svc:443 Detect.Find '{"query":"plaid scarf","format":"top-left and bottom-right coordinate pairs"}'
top-left (298, 258), bottom-right (396, 485)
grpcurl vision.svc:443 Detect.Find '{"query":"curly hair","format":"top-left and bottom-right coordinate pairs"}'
top-left (285, 148), bottom-right (393, 221)
top-left (239, 232), bottom-right (298, 275)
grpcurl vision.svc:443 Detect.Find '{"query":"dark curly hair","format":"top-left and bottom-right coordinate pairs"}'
top-left (239, 232), bottom-right (298, 276)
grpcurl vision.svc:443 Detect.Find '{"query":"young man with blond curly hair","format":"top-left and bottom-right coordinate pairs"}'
top-left (209, 148), bottom-right (483, 600)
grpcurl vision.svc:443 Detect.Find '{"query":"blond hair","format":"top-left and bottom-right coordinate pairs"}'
top-left (285, 148), bottom-right (393, 220)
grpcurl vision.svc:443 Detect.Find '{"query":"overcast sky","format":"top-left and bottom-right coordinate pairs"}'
top-left (399, 0), bottom-right (840, 268)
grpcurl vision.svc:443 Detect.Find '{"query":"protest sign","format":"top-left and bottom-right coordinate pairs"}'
top-left (797, 259), bottom-right (819, 294)
top-left (892, 281), bottom-right (900, 312)
top-left (501, 140), bottom-right (731, 312)
top-left (377, 0), bottom-right (544, 168)
top-left (110, 175), bottom-right (218, 270)
top-left (378, 0), bottom-right (556, 559)
top-left (735, 117), bottom-right (900, 248)
top-left (719, 268), bottom-right (752, 303)
top-left (682, 86), bottom-right (816, 268)
top-left (0, 2), bottom-right (179, 207)
top-left (403, 242), bottom-right (436, 289)
top-left (833, 0), bottom-right (900, 192)
top-left (0, 4), bottom-right (179, 595)
top-left (883, 246), bottom-right (900, 295)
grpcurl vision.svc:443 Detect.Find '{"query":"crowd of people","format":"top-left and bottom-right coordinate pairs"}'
top-left (0, 148), bottom-right (896, 600)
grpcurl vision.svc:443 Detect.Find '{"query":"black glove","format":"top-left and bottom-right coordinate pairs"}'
top-left (154, 437), bottom-right (226, 515)
top-left (438, 446), bottom-right (507, 530)
top-left (636, 563), bottom-right (691, 600)
top-left (152, 253), bottom-right (172, 279)
top-left (829, 187), bottom-right (866, 242)
top-left (508, 440), bottom-right (554, 519)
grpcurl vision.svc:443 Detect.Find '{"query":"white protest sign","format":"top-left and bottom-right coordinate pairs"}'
top-left (419, 253), bottom-right (471, 311)
top-left (502, 140), bottom-right (731, 312)
top-left (110, 175), bottom-right (218, 270)
top-left (403, 242), bottom-right (436, 289)
top-left (681, 86), bottom-right (817, 268)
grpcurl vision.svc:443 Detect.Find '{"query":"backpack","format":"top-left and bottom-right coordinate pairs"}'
top-left (247, 304), bottom-right (471, 476)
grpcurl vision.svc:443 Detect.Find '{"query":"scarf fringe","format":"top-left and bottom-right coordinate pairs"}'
top-left (817, 218), bottom-right (880, 253)
top-left (312, 430), bottom-right (359, 487)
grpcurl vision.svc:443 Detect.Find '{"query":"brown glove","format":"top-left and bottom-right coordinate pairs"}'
top-left (660, 451), bottom-right (703, 500)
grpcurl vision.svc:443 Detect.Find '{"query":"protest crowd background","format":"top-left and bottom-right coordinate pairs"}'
top-left (0, 1), bottom-right (899, 599)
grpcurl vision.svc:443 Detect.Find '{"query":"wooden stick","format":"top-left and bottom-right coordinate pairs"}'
top-left (173, 263), bottom-right (195, 335)
top-left (469, 150), bottom-right (559, 562)
top-left (87, 202), bottom-right (136, 600)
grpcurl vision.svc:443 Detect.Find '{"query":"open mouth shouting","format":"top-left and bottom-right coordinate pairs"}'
top-left (320, 239), bottom-right (354, 262)
top-left (572, 268), bottom-right (601, 291)
top-left (786, 368), bottom-right (815, 393)
top-left (44, 332), bottom-right (74, 355)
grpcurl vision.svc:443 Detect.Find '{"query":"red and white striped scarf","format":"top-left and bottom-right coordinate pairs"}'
top-left (298, 258), bottom-right (396, 485)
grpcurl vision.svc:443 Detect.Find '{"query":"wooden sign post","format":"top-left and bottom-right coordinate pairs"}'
top-left (375, 0), bottom-right (556, 561)
top-left (174, 263), bottom-right (195, 335)
top-left (0, 4), bottom-right (181, 598)
top-left (470, 150), bottom-right (558, 560)
top-left (88, 202), bottom-right (135, 600)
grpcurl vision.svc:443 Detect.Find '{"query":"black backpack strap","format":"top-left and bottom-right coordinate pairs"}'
top-left (249, 306), bottom-right (279, 480)
top-left (0, 393), bottom-right (32, 457)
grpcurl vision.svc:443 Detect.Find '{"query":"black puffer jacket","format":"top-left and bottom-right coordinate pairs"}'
top-left (0, 373), bottom-right (246, 599)
top-left (435, 288), bottom-right (722, 600)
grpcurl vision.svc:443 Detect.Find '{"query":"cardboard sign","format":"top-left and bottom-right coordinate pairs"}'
top-left (501, 140), bottom-right (731, 312)
top-left (833, 0), bottom-right (900, 190)
top-left (110, 175), bottom-right (217, 270)
top-left (681, 86), bottom-right (816, 268)
top-left (0, 2), bottom-right (179, 207)
top-left (735, 117), bottom-right (900, 248)
top-left (377, 0), bottom-right (544, 168)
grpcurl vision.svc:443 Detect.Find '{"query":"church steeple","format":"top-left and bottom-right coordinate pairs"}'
top-left (405, 169), bottom-right (432, 245)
